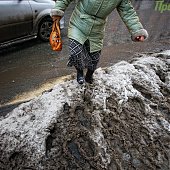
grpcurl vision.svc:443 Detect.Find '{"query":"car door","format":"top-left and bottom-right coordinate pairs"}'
top-left (0, 0), bottom-right (33, 43)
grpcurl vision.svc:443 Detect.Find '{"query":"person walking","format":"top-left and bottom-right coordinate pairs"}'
top-left (51, 0), bottom-right (148, 84)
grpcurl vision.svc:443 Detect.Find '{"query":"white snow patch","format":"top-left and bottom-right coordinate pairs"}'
top-left (0, 51), bottom-right (169, 167)
top-left (158, 50), bottom-right (170, 55)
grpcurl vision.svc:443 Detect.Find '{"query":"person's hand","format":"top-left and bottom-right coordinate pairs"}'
top-left (52, 16), bottom-right (61, 24)
top-left (135, 35), bottom-right (145, 42)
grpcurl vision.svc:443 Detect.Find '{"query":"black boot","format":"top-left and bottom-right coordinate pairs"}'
top-left (77, 69), bottom-right (84, 84)
top-left (85, 69), bottom-right (94, 84)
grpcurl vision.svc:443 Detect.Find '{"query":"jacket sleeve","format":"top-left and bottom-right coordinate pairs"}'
top-left (51, 0), bottom-right (74, 17)
top-left (116, 0), bottom-right (148, 41)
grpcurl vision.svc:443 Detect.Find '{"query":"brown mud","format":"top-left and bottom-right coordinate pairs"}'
top-left (0, 52), bottom-right (169, 169)
top-left (0, 0), bottom-right (170, 107)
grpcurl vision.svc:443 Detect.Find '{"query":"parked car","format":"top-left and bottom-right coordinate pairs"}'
top-left (0, 0), bottom-right (64, 49)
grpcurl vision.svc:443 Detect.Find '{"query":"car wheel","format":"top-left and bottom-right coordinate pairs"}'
top-left (38, 18), bottom-right (53, 41)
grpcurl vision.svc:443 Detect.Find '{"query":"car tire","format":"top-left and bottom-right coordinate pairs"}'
top-left (38, 18), bottom-right (53, 42)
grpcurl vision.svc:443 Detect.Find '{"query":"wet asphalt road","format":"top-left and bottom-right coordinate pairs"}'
top-left (0, 34), bottom-right (71, 105)
top-left (0, 1), bottom-right (170, 115)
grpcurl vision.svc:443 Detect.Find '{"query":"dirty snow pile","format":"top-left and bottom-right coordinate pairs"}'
top-left (0, 51), bottom-right (170, 169)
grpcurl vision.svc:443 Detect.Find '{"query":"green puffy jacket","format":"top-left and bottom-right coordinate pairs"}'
top-left (51, 0), bottom-right (148, 52)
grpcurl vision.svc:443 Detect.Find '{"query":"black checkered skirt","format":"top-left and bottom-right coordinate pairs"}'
top-left (67, 39), bottom-right (101, 70)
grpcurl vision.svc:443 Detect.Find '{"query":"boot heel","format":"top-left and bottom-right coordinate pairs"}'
top-left (85, 69), bottom-right (94, 84)
top-left (77, 69), bottom-right (84, 84)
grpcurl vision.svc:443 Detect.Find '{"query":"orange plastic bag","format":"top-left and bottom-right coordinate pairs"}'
top-left (49, 21), bottom-right (62, 51)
